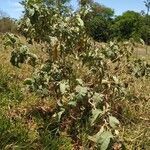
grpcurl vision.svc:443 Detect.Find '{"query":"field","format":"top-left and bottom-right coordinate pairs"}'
top-left (0, 0), bottom-right (150, 148)
top-left (0, 34), bottom-right (149, 149)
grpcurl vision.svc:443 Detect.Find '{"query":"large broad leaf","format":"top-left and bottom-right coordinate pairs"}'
top-left (89, 130), bottom-right (113, 150)
top-left (99, 131), bottom-right (113, 150)
top-left (90, 109), bottom-right (103, 125)
top-left (109, 116), bottom-right (120, 129)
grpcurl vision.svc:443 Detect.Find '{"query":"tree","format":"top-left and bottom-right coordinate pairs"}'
top-left (140, 15), bottom-right (150, 45)
top-left (112, 11), bottom-right (143, 41)
top-left (19, 0), bottom-right (71, 42)
top-left (142, 0), bottom-right (150, 45)
top-left (144, 0), bottom-right (150, 15)
top-left (83, 2), bottom-right (114, 42)
top-left (78, 0), bottom-right (93, 7)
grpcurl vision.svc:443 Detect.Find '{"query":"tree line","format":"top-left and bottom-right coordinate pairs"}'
top-left (0, 0), bottom-right (150, 44)
top-left (82, 0), bottom-right (150, 44)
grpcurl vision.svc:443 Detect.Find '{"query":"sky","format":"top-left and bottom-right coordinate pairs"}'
top-left (0, 0), bottom-right (146, 19)
top-left (0, 0), bottom-right (23, 19)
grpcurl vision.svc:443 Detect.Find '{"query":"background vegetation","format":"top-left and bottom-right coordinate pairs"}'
top-left (0, 10), bottom-right (17, 33)
top-left (0, 0), bottom-right (150, 44)
top-left (82, 0), bottom-right (150, 44)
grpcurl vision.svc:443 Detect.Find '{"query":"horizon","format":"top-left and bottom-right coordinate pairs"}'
top-left (0, 0), bottom-right (147, 19)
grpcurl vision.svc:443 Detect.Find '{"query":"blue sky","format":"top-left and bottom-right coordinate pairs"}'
top-left (0, 0), bottom-right (23, 19)
top-left (0, 0), bottom-right (146, 19)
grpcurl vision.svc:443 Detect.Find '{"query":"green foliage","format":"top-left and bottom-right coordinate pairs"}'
top-left (82, 3), bottom-right (150, 44)
top-left (140, 15), bottom-right (150, 44)
top-left (19, 0), bottom-right (72, 42)
top-left (85, 15), bottom-right (112, 42)
top-left (112, 11), bottom-right (143, 41)
top-left (89, 130), bottom-right (113, 150)
top-left (39, 130), bottom-right (73, 150)
top-left (0, 114), bottom-right (30, 149)
top-left (83, 3), bottom-right (114, 42)
top-left (0, 66), bottom-right (10, 93)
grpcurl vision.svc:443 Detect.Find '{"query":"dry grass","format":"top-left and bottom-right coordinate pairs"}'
top-left (0, 36), bottom-right (149, 149)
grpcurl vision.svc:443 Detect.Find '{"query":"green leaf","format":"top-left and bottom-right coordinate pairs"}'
top-left (92, 93), bottom-right (103, 103)
top-left (77, 15), bottom-right (84, 27)
top-left (28, 8), bottom-right (35, 16)
top-left (59, 81), bottom-right (69, 94)
top-left (68, 101), bottom-right (77, 107)
top-left (89, 130), bottom-right (113, 150)
top-left (25, 18), bottom-right (31, 27)
top-left (90, 109), bottom-right (103, 125)
top-left (24, 78), bottom-right (34, 85)
top-left (75, 85), bottom-right (88, 96)
top-left (99, 131), bottom-right (113, 150)
top-left (109, 116), bottom-right (120, 129)
top-left (76, 79), bottom-right (83, 85)
top-left (33, 4), bottom-right (40, 11)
